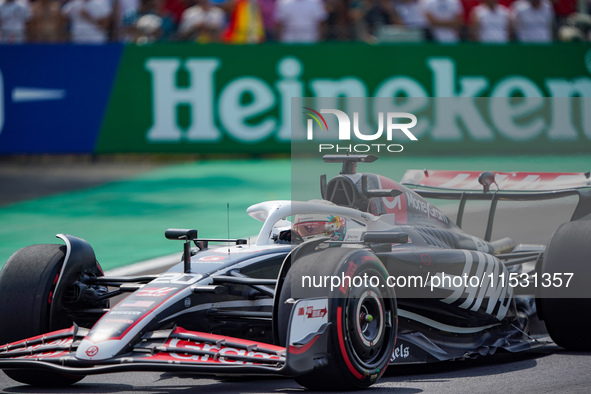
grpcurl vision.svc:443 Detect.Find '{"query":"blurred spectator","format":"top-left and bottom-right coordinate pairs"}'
top-left (461, 0), bottom-right (480, 25)
top-left (62, 0), bottom-right (113, 43)
top-left (551, 0), bottom-right (574, 26)
top-left (112, 0), bottom-right (140, 41)
top-left (133, 13), bottom-right (163, 41)
top-left (350, 0), bottom-right (399, 43)
top-left (28, 0), bottom-right (67, 42)
top-left (559, 12), bottom-right (591, 40)
top-left (161, 0), bottom-right (188, 26)
top-left (257, 0), bottom-right (276, 40)
top-left (124, 0), bottom-right (175, 42)
top-left (325, 0), bottom-right (354, 40)
top-left (209, 0), bottom-right (232, 11)
top-left (393, 0), bottom-right (428, 30)
top-left (177, 0), bottom-right (225, 42)
top-left (470, 0), bottom-right (510, 42)
top-left (512, 0), bottom-right (554, 42)
top-left (222, 0), bottom-right (265, 43)
top-left (274, 0), bottom-right (328, 43)
top-left (0, 0), bottom-right (31, 43)
top-left (423, 0), bottom-right (464, 42)
top-left (463, 1), bottom-right (510, 23)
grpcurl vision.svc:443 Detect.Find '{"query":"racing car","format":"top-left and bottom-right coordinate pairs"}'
top-left (0, 154), bottom-right (590, 390)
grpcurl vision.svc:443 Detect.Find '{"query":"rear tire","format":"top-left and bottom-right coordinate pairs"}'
top-left (0, 244), bottom-right (84, 386)
top-left (278, 247), bottom-right (396, 390)
top-left (537, 220), bottom-right (591, 351)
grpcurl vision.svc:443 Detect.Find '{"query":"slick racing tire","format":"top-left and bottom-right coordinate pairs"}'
top-left (278, 247), bottom-right (397, 391)
top-left (537, 220), bottom-right (591, 351)
top-left (0, 244), bottom-right (84, 386)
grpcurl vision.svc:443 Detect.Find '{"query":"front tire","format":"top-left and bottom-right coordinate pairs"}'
top-left (0, 244), bottom-right (84, 386)
top-left (278, 247), bottom-right (397, 390)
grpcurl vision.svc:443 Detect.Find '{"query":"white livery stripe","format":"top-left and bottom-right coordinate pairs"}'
top-left (437, 173), bottom-right (471, 189)
top-left (510, 175), bottom-right (541, 190)
top-left (161, 299), bottom-right (274, 322)
top-left (398, 309), bottom-right (500, 334)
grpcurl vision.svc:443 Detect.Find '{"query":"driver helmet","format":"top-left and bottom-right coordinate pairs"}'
top-left (293, 213), bottom-right (347, 241)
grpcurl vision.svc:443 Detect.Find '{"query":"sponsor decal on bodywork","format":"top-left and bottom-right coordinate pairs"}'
top-left (390, 343), bottom-right (410, 362)
top-left (298, 306), bottom-right (327, 318)
top-left (288, 298), bottom-right (329, 351)
top-left (149, 338), bottom-right (284, 364)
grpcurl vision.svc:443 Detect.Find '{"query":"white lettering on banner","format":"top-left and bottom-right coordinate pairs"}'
top-left (427, 58), bottom-right (494, 142)
top-left (143, 56), bottom-right (591, 145)
top-left (489, 77), bottom-right (545, 142)
top-left (276, 57), bottom-right (303, 141)
top-left (374, 78), bottom-right (430, 140)
top-left (145, 58), bottom-right (221, 142)
top-left (545, 79), bottom-right (591, 140)
top-left (219, 77), bottom-right (276, 142)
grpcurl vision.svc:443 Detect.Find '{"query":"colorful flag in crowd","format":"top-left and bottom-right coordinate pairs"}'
top-left (223, 0), bottom-right (265, 43)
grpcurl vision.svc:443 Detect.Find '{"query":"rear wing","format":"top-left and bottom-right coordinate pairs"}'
top-left (401, 170), bottom-right (591, 192)
top-left (401, 170), bottom-right (591, 241)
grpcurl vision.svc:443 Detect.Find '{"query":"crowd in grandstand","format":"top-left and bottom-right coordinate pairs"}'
top-left (0, 0), bottom-right (587, 43)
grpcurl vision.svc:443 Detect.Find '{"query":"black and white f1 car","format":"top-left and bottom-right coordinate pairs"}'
top-left (1, 155), bottom-right (590, 390)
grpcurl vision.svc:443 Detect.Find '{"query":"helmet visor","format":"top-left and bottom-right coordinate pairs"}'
top-left (294, 221), bottom-right (327, 237)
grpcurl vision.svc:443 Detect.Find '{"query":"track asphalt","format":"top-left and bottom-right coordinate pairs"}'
top-left (1, 154), bottom-right (590, 271)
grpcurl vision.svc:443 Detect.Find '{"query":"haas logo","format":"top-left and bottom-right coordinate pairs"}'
top-left (86, 346), bottom-right (99, 357)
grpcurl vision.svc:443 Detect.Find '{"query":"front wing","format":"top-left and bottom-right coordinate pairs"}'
top-left (0, 299), bottom-right (330, 378)
top-left (0, 298), bottom-right (548, 378)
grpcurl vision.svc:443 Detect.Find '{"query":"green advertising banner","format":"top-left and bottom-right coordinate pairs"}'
top-left (97, 44), bottom-right (591, 154)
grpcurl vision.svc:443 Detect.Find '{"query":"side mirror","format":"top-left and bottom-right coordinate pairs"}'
top-left (165, 228), bottom-right (198, 240)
